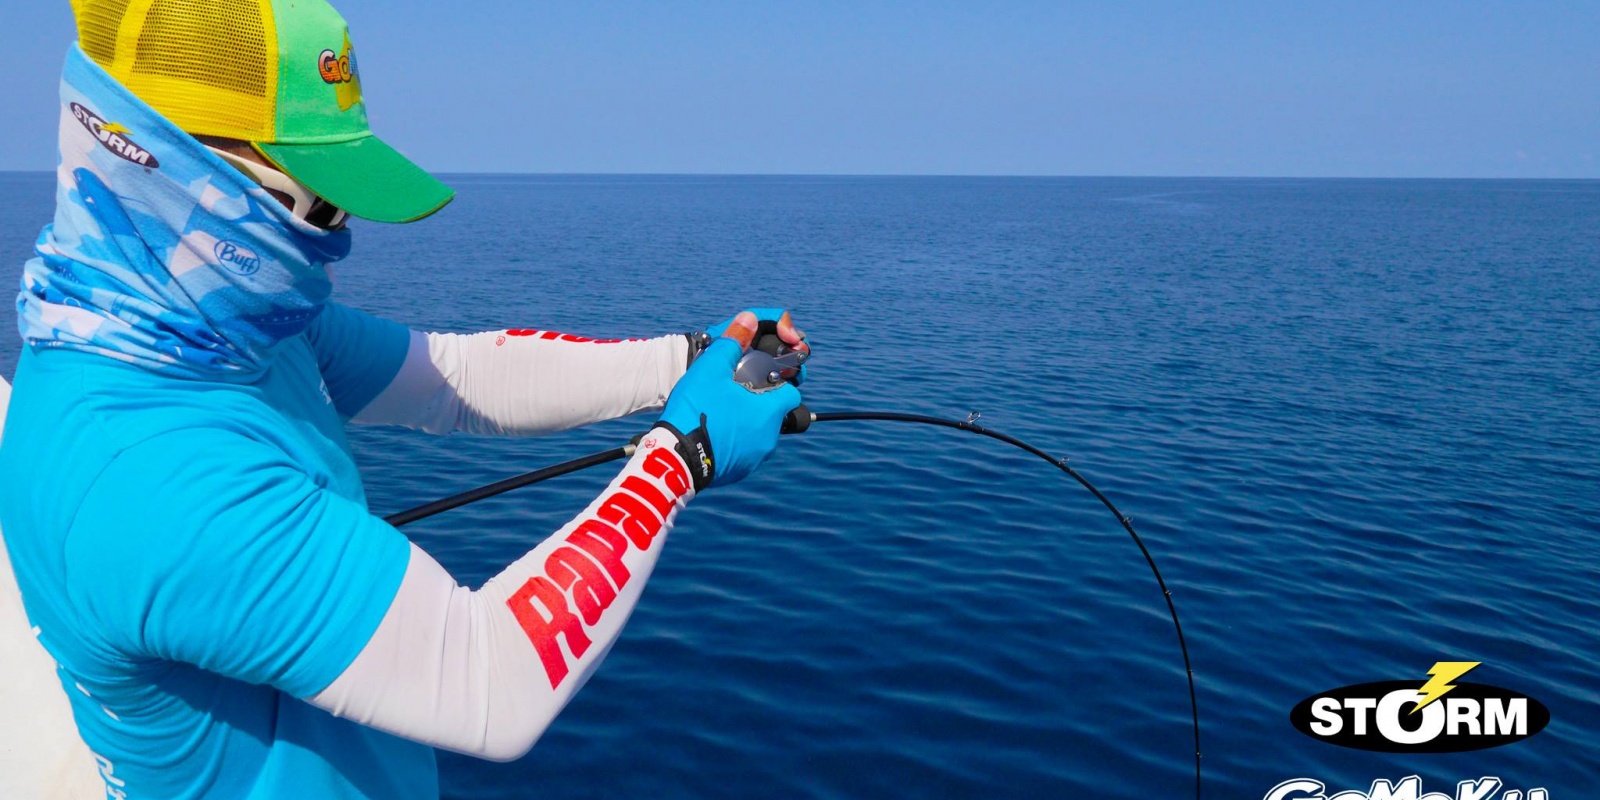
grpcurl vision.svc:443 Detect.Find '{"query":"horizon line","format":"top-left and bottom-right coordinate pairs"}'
top-left (1, 169), bottom-right (1596, 182)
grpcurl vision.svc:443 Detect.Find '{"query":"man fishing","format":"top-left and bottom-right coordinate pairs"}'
top-left (0, 0), bottom-right (807, 797)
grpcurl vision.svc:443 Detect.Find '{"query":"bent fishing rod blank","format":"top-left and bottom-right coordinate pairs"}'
top-left (384, 408), bottom-right (1203, 799)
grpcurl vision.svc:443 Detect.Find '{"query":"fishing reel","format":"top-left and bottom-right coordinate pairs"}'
top-left (710, 322), bottom-right (815, 434)
top-left (687, 324), bottom-right (815, 433)
top-left (733, 333), bottom-right (807, 393)
top-left (740, 329), bottom-right (814, 434)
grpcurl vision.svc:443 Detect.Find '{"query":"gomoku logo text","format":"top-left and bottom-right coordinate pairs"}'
top-left (70, 103), bottom-right (159, 168)
top-left (1289, 662), bottom-right (1548, 753)
top-left (213, 240), bottom-right (262, 276)
top-left (1264, 775), bottom-right (1547, 800)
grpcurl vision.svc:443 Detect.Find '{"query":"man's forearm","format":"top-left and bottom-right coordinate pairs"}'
top-left (308, 427), bottom-right (693, 760)
top-left (351, 328), bottom-right (689, 434)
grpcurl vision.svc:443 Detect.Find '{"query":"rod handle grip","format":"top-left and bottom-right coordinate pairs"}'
top-left (781, 404), bottom-right (815, 435)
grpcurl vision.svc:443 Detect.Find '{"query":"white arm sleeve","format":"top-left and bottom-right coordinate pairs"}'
top-left (308, 428), bottom-right (694, 761)
top-left (353, 329), bottom-right (689, 435)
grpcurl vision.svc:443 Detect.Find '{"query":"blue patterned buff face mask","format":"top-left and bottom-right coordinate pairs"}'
top-left (16, 45), bottom-right (354, 379)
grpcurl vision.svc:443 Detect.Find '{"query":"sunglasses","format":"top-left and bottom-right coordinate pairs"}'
top-left (205, 146), bottom-right (349, 230)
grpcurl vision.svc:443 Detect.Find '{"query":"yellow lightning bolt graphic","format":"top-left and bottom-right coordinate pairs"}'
top-left (99, 122), bottom-right (130, 135)
top-left (335, 33), bottom-right (362, 112)
top-left (1411, 661), bottom-right (1480, 714)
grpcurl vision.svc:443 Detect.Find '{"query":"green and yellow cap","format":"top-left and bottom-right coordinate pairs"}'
top-left (72, 0), bottom-right (453, 223)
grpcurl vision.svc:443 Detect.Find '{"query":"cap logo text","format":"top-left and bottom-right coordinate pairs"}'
top-left (318, 49), bottom-right (353, 84)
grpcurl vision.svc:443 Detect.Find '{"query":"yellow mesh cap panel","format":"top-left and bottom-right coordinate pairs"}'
top-left (76, 0), bottom-right (134, 65)
top-left (76, 0), bottom-right (281, 141)
top-left (132, 0), bottom-right (270, 96)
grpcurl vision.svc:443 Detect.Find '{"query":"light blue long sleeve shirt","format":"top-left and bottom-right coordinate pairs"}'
top-left (0, 303), bottom-right (433, 799)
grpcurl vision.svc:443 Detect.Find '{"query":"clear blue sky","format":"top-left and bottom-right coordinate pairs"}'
top-left (2, 1), bottom-right (1595, 177)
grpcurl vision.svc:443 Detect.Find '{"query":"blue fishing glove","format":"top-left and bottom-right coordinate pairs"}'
top-left (657, 336), bottom-right (802, 491)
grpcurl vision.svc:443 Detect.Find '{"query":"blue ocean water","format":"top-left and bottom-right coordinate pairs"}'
top-left (2, 174), bottom-right (1596, 799)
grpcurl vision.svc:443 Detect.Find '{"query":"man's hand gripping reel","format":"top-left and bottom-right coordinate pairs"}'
top-left (732, 327), bottom-right (815, 434)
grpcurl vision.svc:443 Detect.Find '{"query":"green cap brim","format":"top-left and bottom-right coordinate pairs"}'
top-left (255, 136), bottom-right (453, 224)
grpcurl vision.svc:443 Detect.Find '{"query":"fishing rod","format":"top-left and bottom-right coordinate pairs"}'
top-left (384, 404), bottom-right (1203, 799)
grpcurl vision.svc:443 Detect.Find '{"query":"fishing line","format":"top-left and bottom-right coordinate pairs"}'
top-left (385, 411), bottom-right (1202, 798)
